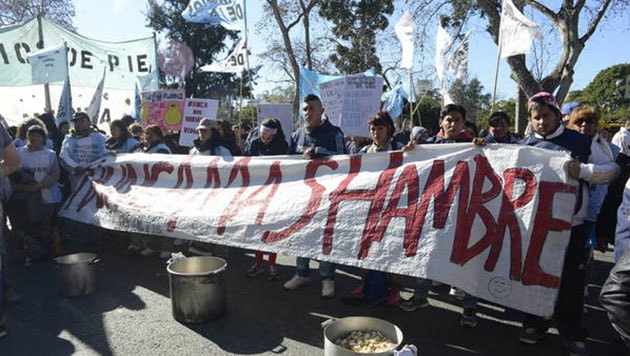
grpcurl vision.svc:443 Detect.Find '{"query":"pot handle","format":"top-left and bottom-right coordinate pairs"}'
top-left (394, 344), bottom-right (418, 356)
top-left (321, 318), bottom-right (336, 330)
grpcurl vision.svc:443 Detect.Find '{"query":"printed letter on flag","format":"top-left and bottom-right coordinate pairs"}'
top-left (199, 36), bottom-right (247, 74)
top-left (182, 0), bottom-right (244, 31)
top-left (446, 31), bottom-right (472, 81)
top-left (499, 0), bottom-right (542, 58)
top-left (26, 43), bottom-right (68, 84)
top-left (395, 11), bottom-right (415, 70)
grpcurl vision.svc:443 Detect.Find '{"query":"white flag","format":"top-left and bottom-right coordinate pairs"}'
top-left (182, 0), bottom-right (244, 31)
top-left (395, 11), bottom-right (415, 70)
top-left (499, 0), bottom-right (542, 58)
top-left (56, 76), bottom-right (74, 125)
top-left (446, 31), bottom-right (472, 81)
top-left (435, 21), bottom-right (452, 83)
top-left (87, 68), bottom-right (106, 125)
top-left (200, 36), bottom-right (247, 74)
top-left (26, 43), bottom-right (68, 84)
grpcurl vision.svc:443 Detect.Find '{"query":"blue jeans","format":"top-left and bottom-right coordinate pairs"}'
top-left (296, 257), bottom-right (335, 280)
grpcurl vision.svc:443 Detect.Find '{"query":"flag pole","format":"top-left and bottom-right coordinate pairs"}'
top-left (490, 47), bottom-right (501, 113)
top-left (37, 14), bottom-right (52, 113)
top-left (408, 68), bottom-right (415, 126)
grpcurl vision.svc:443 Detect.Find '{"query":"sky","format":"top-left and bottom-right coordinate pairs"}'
top-left (73, 0), bottom-right (630, 102)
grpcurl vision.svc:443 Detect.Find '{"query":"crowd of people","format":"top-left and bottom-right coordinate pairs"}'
top-left (1, 92), bottom-right (630, 356)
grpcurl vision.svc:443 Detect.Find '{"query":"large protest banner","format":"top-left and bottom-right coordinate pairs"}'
top-left (59, 144), bottom-right (576, 317)
top-left (0, 17), bottom-right (159, 125)
top-left (320, 75), bottom-right (384, 138)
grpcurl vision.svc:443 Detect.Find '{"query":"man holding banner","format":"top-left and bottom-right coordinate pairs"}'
top-left (283, 94), bottom-right (345, 298)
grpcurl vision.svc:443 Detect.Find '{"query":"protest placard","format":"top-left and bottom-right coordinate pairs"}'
top-left (319, 75), bottom-right (384, 137)
top-left (139, 89), bottom-right (185, 130)
top-left (179, 98), bottom-right (219, 147)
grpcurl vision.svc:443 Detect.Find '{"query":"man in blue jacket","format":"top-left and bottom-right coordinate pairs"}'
top-left (283, 94), bottom-right (345, 298)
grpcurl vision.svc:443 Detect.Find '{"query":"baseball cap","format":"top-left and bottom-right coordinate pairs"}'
top-left (527, 92), bottom-right (560, 112)
top-left (196, 118), bottom-right (217, 131)
top-left (561, 102), bottom-right (582, 116)
top-left (71, 112), bottom-right (90, 121)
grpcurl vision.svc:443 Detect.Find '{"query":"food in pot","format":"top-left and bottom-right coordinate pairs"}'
top-left (334, 330), bottom-right (397, 353)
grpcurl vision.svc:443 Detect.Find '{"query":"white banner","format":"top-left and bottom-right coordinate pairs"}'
top-left (319, 75), bottom-right (383, 138)
top-left (60, 144), bottom-right (577, 317)
top-left (179, 98), bottom-right (219, 147)
top-left (25, 43), bottom-right (68, 84)
top-left (499, 0), bottom-right (543, 58)
top-left (182, 0), bottom-right (244, 31)
top-left (256, 103), bottom-right (294, 146)
top-left (199, 36), bottom-right (246, 74)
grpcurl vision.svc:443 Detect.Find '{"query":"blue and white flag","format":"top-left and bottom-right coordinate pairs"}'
top-left (382, 85), bottom-right (407, 119)
top-left (56, 76), bottom-right (74, 125)
top-left (182, 0), bottom-right (244, 31)
top-left (26, 43), bottom-right (68, 84)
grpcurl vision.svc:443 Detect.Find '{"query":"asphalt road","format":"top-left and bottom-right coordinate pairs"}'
top-left (0, 229), bottom-right (626, 356)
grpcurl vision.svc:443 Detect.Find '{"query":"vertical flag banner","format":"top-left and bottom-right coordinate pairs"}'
top-left (56, 76), bottom-right (74, 125)
top-left (395, 11), bottom-right (416, 70)
top-left (182, 0), bottom-right (244, 31)
top-left (446, 31), bottom-right (472, 81)
top-left (87, 68), bottom-right (106, 125)
top-left (26, 43), bottom-right (68, 84)
top-left (499, 0), bottom-right (543, 58)
top-left (199, 36), bottom-right (247, 74)
top-left (435, 21), bottom-right (452, 83)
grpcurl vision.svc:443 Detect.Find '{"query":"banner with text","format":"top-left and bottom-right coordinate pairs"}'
top-left (320, 75), bottom-right (384, 138)
top-left (179, 98), bottom-right (219, 147)
top-left (139, 89), bottom-right (185, 131)
top-left (59, 144), bottom-right (576, 317)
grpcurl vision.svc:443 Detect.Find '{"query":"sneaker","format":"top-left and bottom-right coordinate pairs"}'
top-left (283, 274), bottom-right (311, 290)
top-left (459, 308), bottom-right (478, 328)
top-left (399, 297), bottom-right (430, 312)
top-left (321, 279), bottom-right (335, 298)
top-left (519, 327), bottom-right (546, 344)
top-left (565, 340), bottom-right (588, 356)
top-left (246, 263), bottom-right (265, 278)
top-left (268, 266), bottom-right (279, 281)
top-left (139, 248), bottom-right (157, 256)
top-left (449, 286), bottom-right (465, 298)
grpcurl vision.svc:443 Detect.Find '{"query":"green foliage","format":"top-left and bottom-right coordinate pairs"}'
top-left (259, 85), bottom-right (295, 103)
top-left (476, 99), bottom-right (517, 135)
top-left (146, 0), bottom-right (257, 99)
top-left (449, 78), bottom-right (491, 124)
top-left (567, 63), bottom-right (630, 123)
top-left (318, 0), bottom-right (394, 74)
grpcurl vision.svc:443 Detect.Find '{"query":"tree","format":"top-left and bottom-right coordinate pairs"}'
top-left (406, 0), bottom-right (629, 132)
top-left (260, 0), bottom-right (321, 112)
top-left (146, 0), bottom-right (256, 101)
top-left (449, 78), bottom-right (491, 124)
top-left (0, 0), bottom-right (75, 30)
top-left (318, 0), bottom-right (394, 74)
top-left (259, 85), bottom-right (295, 103)
top-left (567, 63), bottom-right (630, 123)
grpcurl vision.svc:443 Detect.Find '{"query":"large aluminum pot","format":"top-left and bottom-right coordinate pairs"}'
top-left (54, 253), bottom-right (99, 297)
top-left (167, 256), bottom-right (227, 323)
top-left (323, 316), bottom-right (404, 356)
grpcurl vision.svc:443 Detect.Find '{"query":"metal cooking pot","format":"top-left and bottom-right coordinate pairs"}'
top-left (322, 316), bottom-right (405, 356)
top-left (54, 252), bottom-right (99, 297)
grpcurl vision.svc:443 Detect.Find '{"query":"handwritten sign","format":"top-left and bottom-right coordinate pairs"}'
top-left (139, 89), bottom-right (185, 131)
top-left (320, 75), bottom-right (384, 137)
top-left (179, 98), bottom-right (219, 147)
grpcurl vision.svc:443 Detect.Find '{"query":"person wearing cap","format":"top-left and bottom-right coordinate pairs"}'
top-left (612, 119), bottom-right (630, 156)
top-left (517, 92), bottom-right (619, 355)
top-left (561, 101), bottom-right (582, 124)
top-left (283, 94), bottom-right (345, 299)
top-left (10, 125), bottom-right (62, 264)
top-left (410, 126), bottom-right (429, 144)
top-left (58, 112), bottom-right (109, 253)
top-left (185, 118), bottom-right (231, 258)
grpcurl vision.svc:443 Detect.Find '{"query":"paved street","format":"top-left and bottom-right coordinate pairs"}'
top-left (0, 230), bottom-right (625, 356)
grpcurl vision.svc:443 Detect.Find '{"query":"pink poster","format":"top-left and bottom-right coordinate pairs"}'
top-left (139, 89), bottom-right (186, 130)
